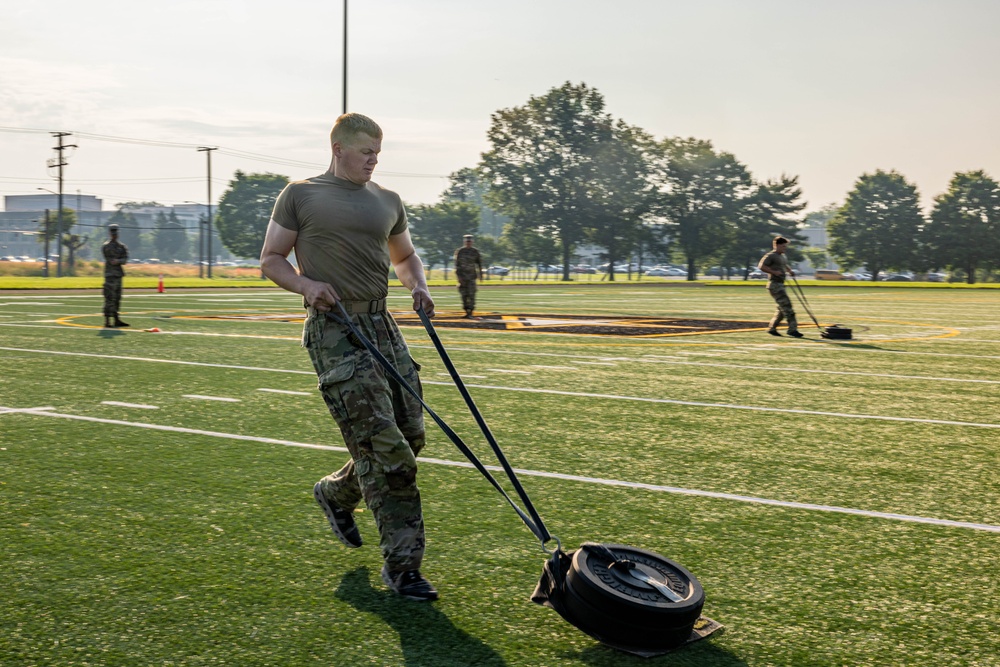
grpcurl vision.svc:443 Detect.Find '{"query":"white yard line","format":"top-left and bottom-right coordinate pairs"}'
top-left (442, 383), bottom-right (1000, 429)
top-left (3, 406), bottom-right (997, 534)
top-left (0, 346), bottom-right (313, 374)
top-left (101, 401), bottom-right (159, 409)
top-left (257, 388), bottom-right (312, 396)
top-left (183, 395), bottom-right (241, 402)
top-left (3, 345), bottom-right (999, 425)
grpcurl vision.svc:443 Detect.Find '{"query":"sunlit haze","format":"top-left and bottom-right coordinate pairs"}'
top-left (3, 0), bottom-right (999, 213)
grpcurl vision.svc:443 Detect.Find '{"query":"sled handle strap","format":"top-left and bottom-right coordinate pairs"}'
top-left (416, 307), bottom-right (552, 544)
top-left (788, 275), bottom-right (823, 330)
top-left (325, 304), bottom-right (552, 547)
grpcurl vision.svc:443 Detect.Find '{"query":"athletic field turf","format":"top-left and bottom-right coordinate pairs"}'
top-left (2, 284), bottom-right (997, 666)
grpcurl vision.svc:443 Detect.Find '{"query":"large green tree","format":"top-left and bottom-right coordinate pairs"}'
top-left (828, 170), bottom-right (923, 281)
top-left (721, 175), bottom-right (807, 279)
top-left (582, 121), bottom-right (657, 281)
top-left (922, 170), bottom-right (1000, 284)
top-left (216, 171), bottom-right (289, 260)
top-left (652, 138), bottom-right (752, 280)
top-left (408, 201), bottom-right (480, 278)
top-left (500, 223), bottom-right (559, 274)
top-left (481, 82), bottom-right (616, 281)
top-left (441, 167), bottom-right (509, 238)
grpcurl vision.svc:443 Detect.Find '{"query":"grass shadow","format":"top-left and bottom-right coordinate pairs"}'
top-left (96, 327), bottom-right (127, 339)
top-left (334, 566), bottom-right (507, 667)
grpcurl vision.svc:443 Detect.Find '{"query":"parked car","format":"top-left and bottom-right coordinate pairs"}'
top-left (748, 269), bottom-right (765, 279)
top-left (881, 273), bottom-right (913, 282)
top-left (814, 269), bottom-right (845, 280)
top-left (487, 265), bottom-right (510, 276)
top-left (925, 272), bottom-right (947, 282)
top-left (0, 256), bottom-right (18, 262)
top-left (571, 265), bottom-right (597, 274)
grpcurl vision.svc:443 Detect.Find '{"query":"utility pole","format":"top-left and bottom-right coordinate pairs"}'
top-left (197, 147), bottom-right (217, 278)
top-left (343, 0), bottom-right (348, 114)
top-left (49, 132), bottom-right (77, 278)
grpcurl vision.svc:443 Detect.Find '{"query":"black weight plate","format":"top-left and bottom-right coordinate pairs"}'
top-left (821, 325), bottom-right (853, 339)
top-left (561, 571), bottom-right (698, 650)
top-left (566, 544), bottom-right (704, 626)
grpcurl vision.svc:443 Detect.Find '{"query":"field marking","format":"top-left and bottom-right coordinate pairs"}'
top-left (4, 345), bottom-right (999, 427)
top-left (449, 383), bottom-right (1000, 429)
top-left (183, 395), bottom-right (241, 402)
top-left (3, 406), bottom-right (997, 534)
top-left (0, 346), bottom-right (314, 374)
top-left (257, 388), bottom-right (312, 396)
top-left (101, 401), bottom-right (159, 410)
top-left (485, 368), bottom-right (534, 374)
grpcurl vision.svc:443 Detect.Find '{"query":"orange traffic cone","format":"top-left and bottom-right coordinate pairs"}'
top-left (157, 274), bottom-right (165, 293)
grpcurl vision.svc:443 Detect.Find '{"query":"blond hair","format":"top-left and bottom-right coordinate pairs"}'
top-left (330, 113), bottom-right (383, 148)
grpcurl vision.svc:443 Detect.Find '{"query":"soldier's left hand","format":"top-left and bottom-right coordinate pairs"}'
top-left (412, 286), bottom-right (435, 317)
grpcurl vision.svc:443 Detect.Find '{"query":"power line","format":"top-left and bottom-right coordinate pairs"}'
top-left (0, 125), bottom-right (449, 178)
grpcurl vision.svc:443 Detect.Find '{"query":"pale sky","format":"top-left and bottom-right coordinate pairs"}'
top-left (3, 0), bottom-right (999, 214)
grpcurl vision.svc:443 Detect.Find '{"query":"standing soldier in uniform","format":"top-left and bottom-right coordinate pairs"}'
top-left (260, 113), bottom-right (439, 601)
top-left (101, 223), bottom-right (129, 328)
top-left (454, 234), bottom-right (483, 318)
top-left (758, 236), bottom-right (803, 338)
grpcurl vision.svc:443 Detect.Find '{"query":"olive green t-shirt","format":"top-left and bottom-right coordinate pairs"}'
top-left (271, 173), bottom-right (408, 301)
top-left (759, 251), bottom-right (788, 284)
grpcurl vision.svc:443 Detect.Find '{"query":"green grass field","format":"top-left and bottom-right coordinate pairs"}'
top-left (2, 284), bottom-right (998, 666)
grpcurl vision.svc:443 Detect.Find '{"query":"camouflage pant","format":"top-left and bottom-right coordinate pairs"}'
top-left (103, 276), bottom-right (123, 318)
top-left (458, 278), bottom-right (477, 312)
top-left (767, 282), bottom-right (798, 332)
top-left (304, 309), bottom-right (427, 573)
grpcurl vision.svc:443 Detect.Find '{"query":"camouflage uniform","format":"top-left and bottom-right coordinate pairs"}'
top-left (101, 238), bottom-right (129, 319)
top-left (454, 245), bottom-right (482, 315)
top-left (759, 250), bottom-right (798, 334)
top-left (307, 302), bottom-right (427, 572)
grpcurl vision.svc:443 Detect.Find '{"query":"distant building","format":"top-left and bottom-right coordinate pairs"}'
top-left (0, 195), bottom-right (235, 262)
top-left (1, 194), bottom-right (111, 258)
top-left (5, 193), bottom-right (102, 213)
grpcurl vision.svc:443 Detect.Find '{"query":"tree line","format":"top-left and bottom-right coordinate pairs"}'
top-left (201, 81), bottom-right (1000, 284)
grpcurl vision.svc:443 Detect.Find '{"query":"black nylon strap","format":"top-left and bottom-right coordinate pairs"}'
top-left (326, 303), bottom-right (551, 546)
top-left (416, 307), bottom-right (551, 544)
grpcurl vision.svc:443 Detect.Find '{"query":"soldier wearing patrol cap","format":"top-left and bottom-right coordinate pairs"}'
top-left (101, 223), bottom-right (129, 328)
top-left (758, 236), bottom-right (802, 338)
top-left (453, 234), bottom-right (483, 318)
